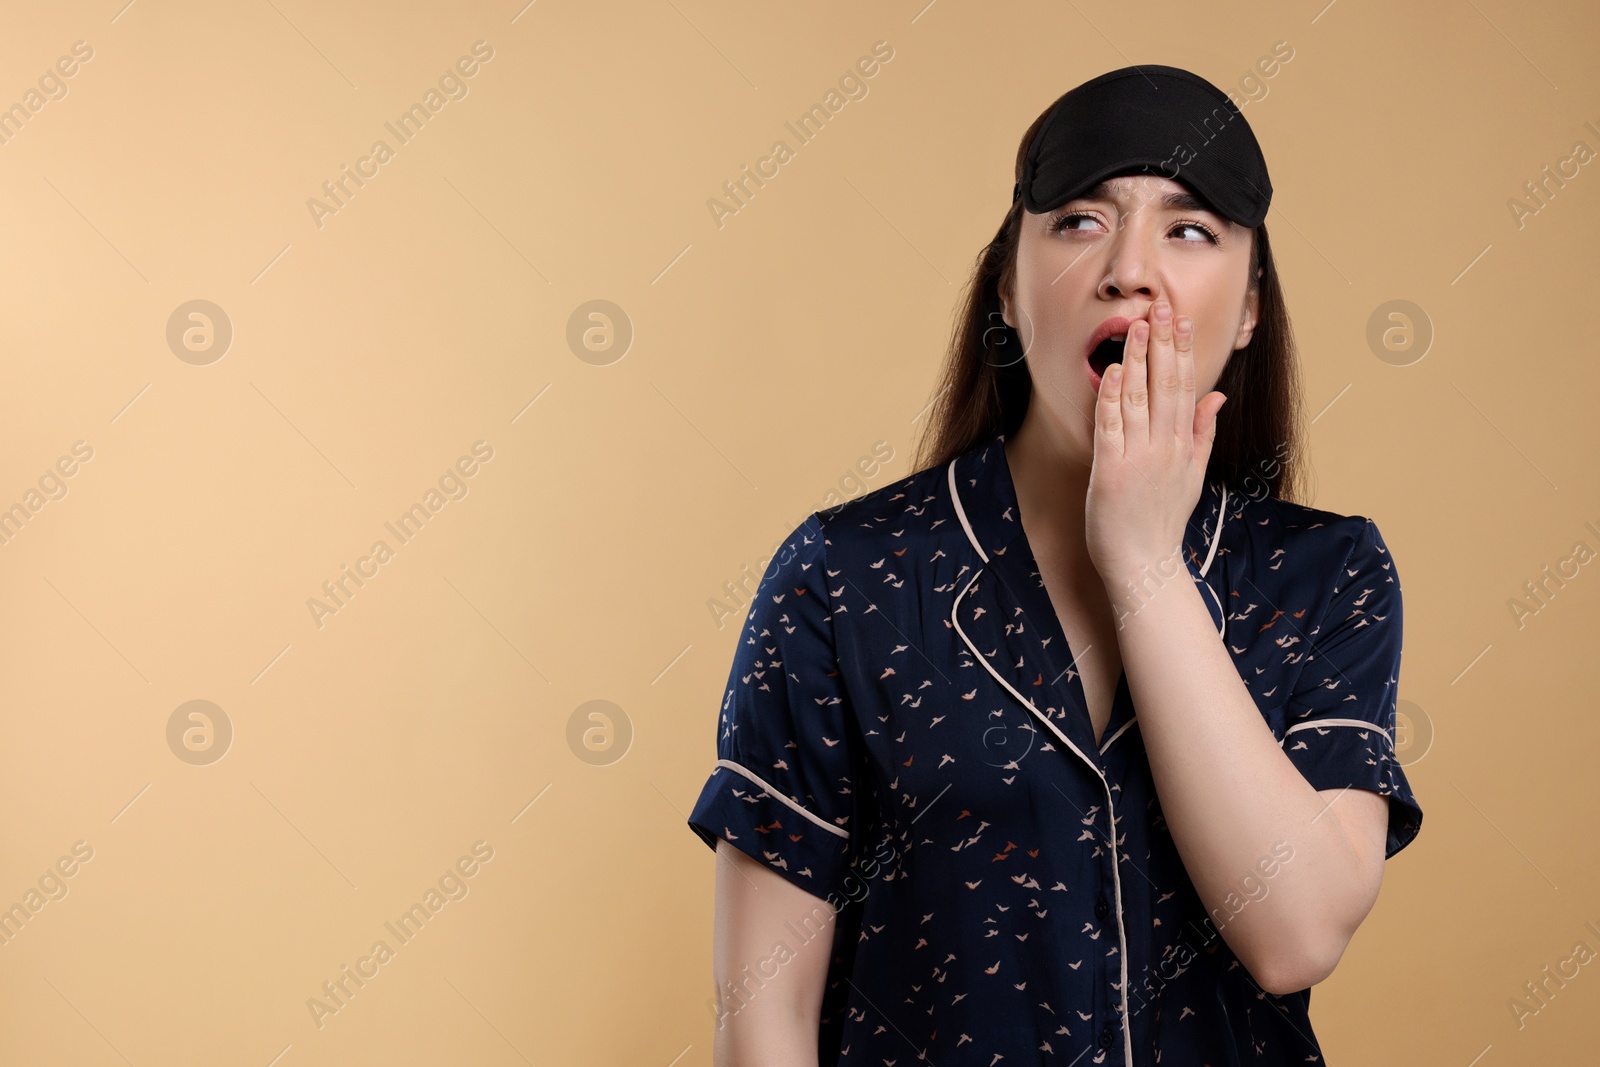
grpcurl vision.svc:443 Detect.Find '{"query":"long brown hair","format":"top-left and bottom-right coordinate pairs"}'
top-left (911, 103), bottom-right (1308, 507)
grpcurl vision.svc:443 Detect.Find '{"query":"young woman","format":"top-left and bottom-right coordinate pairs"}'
top-left (687, 65), bottom-right (1422, 1066)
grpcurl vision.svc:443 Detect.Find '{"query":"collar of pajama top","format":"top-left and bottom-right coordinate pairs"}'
top-left (688, 429), bottom-right (1423, 1067)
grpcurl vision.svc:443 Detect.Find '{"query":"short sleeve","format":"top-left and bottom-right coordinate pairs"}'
top-left (687, 513), bottom-right (861, 909)
top-left (1281, 517), bottom-right (1423, 859)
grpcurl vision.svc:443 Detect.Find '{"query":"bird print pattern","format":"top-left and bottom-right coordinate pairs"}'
top-left (688, 429), bottom-right (1423, 1066)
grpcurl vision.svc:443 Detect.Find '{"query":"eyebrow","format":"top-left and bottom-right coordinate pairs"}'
top-left (1072, 179), bottom-right (1221, 217)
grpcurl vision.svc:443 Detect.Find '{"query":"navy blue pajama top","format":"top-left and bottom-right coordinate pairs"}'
top-left (687, 429), bottom-right (1422, 1066)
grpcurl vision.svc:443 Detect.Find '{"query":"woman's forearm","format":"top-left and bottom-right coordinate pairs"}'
top-left (711, 839), bottom-right (834, 1066)
top-left (714, 1011), bottom-right (821, 1067)
top-left (1104, 572), bottom-right (1383, 994)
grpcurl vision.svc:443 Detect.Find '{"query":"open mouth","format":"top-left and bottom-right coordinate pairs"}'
top-left (1087, 335), bottom-right (1127, 379)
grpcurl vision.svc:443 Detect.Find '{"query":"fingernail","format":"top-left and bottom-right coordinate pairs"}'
top-left (1154, 302), bottom-right (1171, 322)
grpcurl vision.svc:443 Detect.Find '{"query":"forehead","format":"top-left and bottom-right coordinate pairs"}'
top-left (1067, 174), bottom-right (1222, 217)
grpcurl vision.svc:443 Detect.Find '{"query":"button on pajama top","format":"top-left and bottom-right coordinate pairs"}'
top-left (688, 429), bottom-right (1423, 1066)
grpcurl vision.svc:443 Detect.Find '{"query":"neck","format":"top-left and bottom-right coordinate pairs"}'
top-left (1004, 408), bottom-right (1096, 579)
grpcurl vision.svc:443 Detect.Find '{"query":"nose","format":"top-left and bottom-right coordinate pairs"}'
top-left (1095, 220), bottom-right (1159, 302)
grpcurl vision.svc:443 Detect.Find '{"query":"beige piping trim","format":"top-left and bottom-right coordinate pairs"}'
top-left (1194, 484), bottom-right (1228, 640)
top-left (1200, 485), bottom-right (1228, 577)
top-left (948, 459), bottom-right (989, 564)
top-left (947, 457), bottom-right (1136, 1067)
top-left (1098, 718), bottom-right (1136, 754)
top-left (1282, 718), bottom-right (1395, 748)
top-left (712, 759), bottom-right (851, 839)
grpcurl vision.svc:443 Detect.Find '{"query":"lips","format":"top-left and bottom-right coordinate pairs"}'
top-left (1085, 314), bottom-right (1140, 385)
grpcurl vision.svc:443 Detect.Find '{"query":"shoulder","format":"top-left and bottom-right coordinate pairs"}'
top-left (752, 461), bottom-right (961, 611)
top-left (1227, 491), bottom-right (1390, 564)
top-left (1225, 491), bottom-right (1399, 611)
top-left (809, 461), bottom-right (963, 561)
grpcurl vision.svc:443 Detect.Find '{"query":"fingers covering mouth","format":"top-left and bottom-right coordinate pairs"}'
top-left (1083, 314), bottom-right (1140, 377)
top-left (1087, 335), bottom-right (1127, 378)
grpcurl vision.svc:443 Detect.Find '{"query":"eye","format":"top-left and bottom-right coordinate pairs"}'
top-left (1049, 211), bottom-right (1100, 234)
top-left (1173, 220), bottom-right (1221, 244)
top-left (1049, 211), bottom-right (1222, 245)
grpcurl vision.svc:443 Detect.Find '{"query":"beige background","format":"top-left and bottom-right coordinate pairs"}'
top-left (0, 0), bottom-right (1595, 1063)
